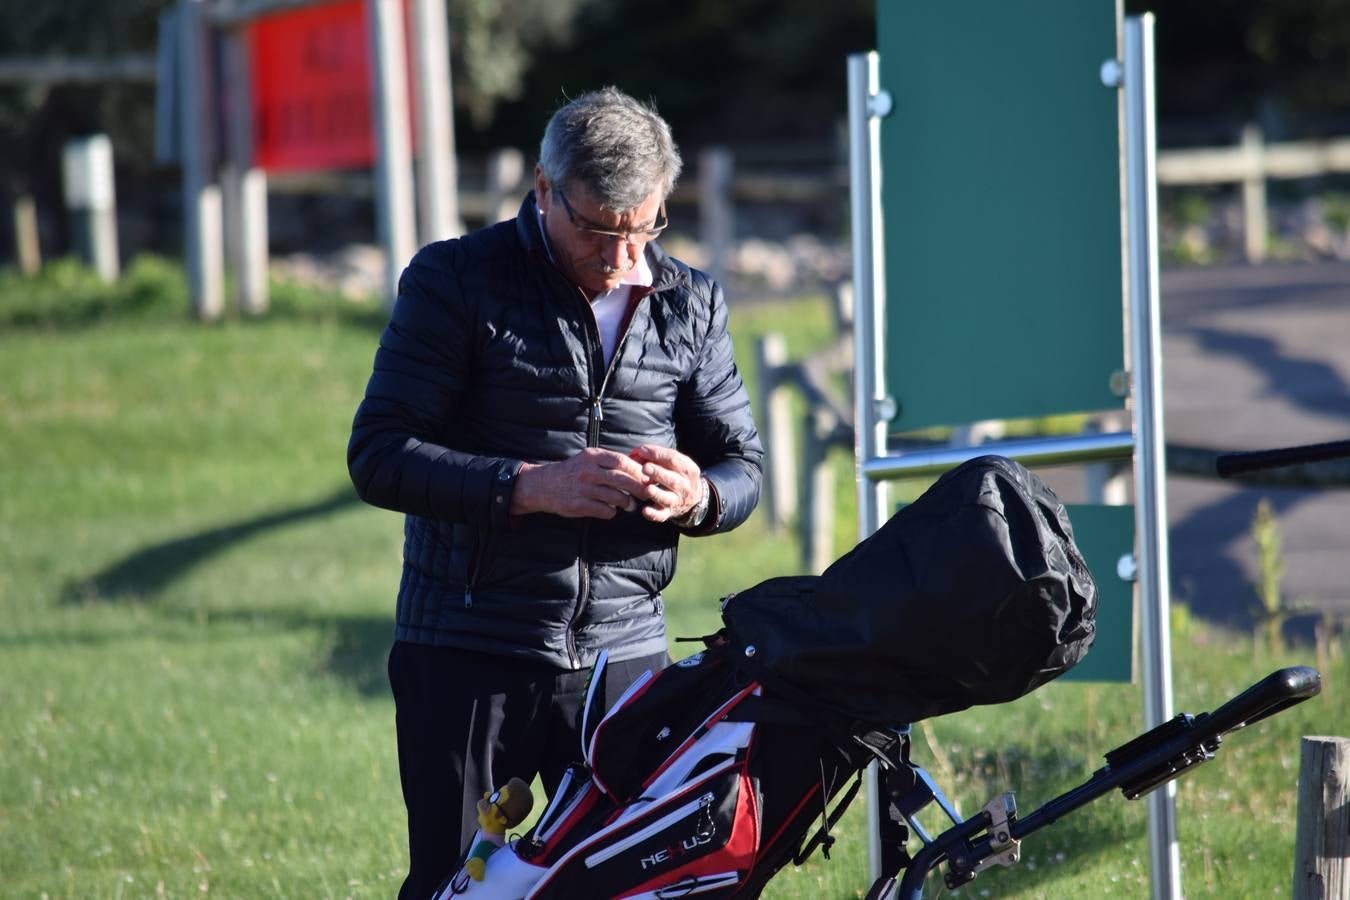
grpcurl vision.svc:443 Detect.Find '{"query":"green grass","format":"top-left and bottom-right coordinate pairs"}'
top-left (1, 258), bottom-right (1345, 898)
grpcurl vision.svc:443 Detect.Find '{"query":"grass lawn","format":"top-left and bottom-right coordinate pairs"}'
top-left (1, 258), bottom-right (1344, 898)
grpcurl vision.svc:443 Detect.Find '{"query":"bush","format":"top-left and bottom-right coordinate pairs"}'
top-left (0, 255), bottom-right (393, 332)
top-left (0, 255), bottom-right (185, 329)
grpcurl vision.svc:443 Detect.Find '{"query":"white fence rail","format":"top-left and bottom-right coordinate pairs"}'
top-left (1157, 124), bottom-right (1350, 263)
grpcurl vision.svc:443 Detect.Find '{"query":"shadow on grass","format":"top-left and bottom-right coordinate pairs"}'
top-left (62, 486), bottom-right (362, 605)
top-left (199, 607), bottom-right (395, 698)
top-left (321, 612), bottom-right (394, 697)
top-left (55, 484), bottom-right (397, 696)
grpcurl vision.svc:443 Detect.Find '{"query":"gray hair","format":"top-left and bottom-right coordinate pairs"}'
top-left (538, 87), bottom-right (683, 212)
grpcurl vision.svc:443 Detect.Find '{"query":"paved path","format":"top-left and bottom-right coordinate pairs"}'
top-left (1156, 261), bottom-right (1350, 632)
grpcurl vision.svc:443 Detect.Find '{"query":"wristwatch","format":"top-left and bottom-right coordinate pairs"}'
top-left (671, 477), bottom-right (711, 528)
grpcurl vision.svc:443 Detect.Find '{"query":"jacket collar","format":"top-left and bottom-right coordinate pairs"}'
top-left (515, 191), bottom-right (686, 294)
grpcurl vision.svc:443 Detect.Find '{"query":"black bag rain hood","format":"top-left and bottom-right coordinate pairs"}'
top-left (720, 455), bottom-right (1098, 726)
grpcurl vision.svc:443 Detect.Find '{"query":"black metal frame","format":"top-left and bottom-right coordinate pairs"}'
top-left (1215, 439), bottom-right (1350, 478)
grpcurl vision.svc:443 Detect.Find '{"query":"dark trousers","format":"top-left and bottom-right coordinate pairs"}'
top-left (388, 641), bottom-right (669, 900)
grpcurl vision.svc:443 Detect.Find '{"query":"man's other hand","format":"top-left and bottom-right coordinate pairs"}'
top-left (628, 444), bottom-right (703, 524)
top-left (511, 448), bottom-right (649, 518)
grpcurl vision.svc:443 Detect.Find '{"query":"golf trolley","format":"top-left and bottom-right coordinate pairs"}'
top-left (871, 439), bottom-right (1340, 898)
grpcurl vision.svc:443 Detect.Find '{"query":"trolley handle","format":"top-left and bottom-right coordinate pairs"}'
top-left (1197, 665), bottom-right (1321, 736)
top-left (1216, 439), bottom-right (1350, 478)
top-left (887, 666), bottom-right (1321, 900)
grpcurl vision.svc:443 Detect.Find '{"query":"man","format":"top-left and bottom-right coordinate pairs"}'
top-left (347, 86), bottom-right (763, 898)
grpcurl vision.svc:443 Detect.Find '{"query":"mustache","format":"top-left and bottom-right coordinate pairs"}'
top-left (591, 261), bottom-right (632, 276)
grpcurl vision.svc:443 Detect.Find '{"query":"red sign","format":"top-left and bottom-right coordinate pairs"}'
top-left (249, 0), bottom-right (413, 173)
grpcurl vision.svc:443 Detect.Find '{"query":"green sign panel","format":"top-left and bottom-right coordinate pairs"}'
top-left (877, 0), bottom-right (1125, 432)
top-left (1060, 503), bottom-right (1134, 683)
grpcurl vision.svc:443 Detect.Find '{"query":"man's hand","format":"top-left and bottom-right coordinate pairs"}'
top-left (511, 448), bottom-right (649, 519)
top-left (629, 444), bottom-right (704, 524)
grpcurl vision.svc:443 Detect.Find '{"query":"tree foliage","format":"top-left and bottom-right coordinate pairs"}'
top-left (449, 0), bottom-right (595, 126)
top-left (481, 0), bottom-right (875, 152)
top-left (0, 1), bottom-right (166, 194)
top-left (1127, 0), bottom-right (1350, 138)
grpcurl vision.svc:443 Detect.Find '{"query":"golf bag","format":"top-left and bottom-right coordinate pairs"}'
top-left (436, 455), bottom-right (1098, 898)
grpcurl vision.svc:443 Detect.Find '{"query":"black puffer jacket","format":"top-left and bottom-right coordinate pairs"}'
top-left (348, 194), bottom-right (763, 669)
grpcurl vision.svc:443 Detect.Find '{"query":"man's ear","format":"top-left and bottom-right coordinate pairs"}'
top-left (534, 164), bottom-right (549, 207)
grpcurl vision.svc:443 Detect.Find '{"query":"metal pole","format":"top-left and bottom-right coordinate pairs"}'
top-left (178, 0), bottom-right (224, 320)
top-left (411, 0), bottom-right (461, 243)
top-left (864, 431), bottom-right (1134, 481)
top-left (1124, 15), bottom-right (1182, 900)
top-left (849, 50), bottom-right (890, 887)
top-left (366, 0), bottom-right (418, 305)
top-left (848, 51), bottom-right (890, 582)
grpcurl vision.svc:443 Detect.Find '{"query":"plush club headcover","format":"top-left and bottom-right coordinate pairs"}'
top-left (721, 455), bottom-right (1098, 726)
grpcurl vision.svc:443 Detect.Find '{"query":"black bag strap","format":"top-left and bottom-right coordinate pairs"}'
top-left (793, 766), bottom-right (864, 866)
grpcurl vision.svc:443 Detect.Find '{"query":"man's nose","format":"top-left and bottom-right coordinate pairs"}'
top-left (600, 236), bottom-right (631, 269)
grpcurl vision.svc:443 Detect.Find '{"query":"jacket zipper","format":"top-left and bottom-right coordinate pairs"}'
top-left (569, 285), bottom-right (651, 669)
top-left (464, 529), bottom-right (492, 607)
top-left (568, 285), bottom-right (603, 670)
top-left (540, 254), bottom-right (656, 669)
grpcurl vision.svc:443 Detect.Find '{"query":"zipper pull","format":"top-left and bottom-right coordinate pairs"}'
top-left (464, 589), bottom-right (473, 608)
top-left (593, 396), bottom-right (604, 421)
top-left (695, 791), bottom-right (717, 840)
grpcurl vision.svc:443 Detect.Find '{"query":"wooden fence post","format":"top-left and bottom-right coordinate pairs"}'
top-left (366, 0), bottom-right (418, 308)
top-left (699, 146), bottom-right (733, 287)
top-left (179, 0), bottom-right (224, 320)
top-left (411, 0), bottom-right (462, 243)
top-left (755, 333), bottom-right (797, 531)
top-left (800, 406), bottom-right (838, 575)
top-left (13, 194), bottom-right (40, 275)
top-left (1294, 735), bottom-right (1349, 900)
top-left (61, 135), bottom-right (120, 282)
top-left (221, 28), bottom-right (268, 316)
top-left (1241, 123), bottom-right (1267, 264)
top-left (486, 148), bottom-right (525, 225)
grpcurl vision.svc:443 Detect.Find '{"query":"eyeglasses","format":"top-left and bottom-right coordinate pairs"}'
top-left (554, 188), bottom-right (668, 245)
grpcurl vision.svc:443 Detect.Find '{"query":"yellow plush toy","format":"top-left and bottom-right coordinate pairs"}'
top-left (464, 777), bottom-right (534, 881)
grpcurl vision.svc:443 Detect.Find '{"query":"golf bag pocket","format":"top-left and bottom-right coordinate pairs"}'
top-left (526, 753), bottom-right (759, 898)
